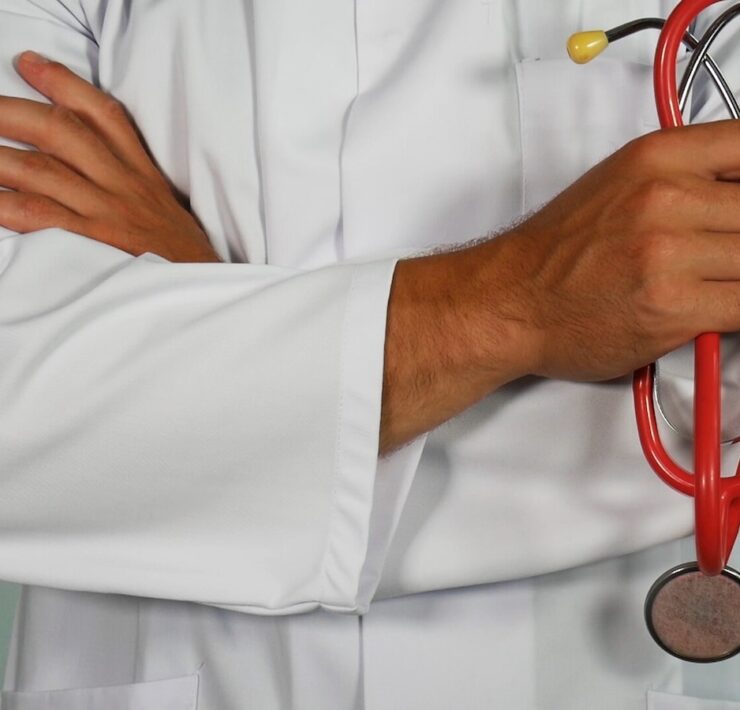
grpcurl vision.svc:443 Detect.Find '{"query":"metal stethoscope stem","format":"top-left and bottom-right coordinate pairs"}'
top-left (604, 16), bottom-right (740, 117)
top-left (678, 3), bottom-right (740, 116)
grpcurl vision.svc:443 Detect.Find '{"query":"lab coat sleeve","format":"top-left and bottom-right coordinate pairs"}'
top-left (0, 0), bottom-right (414, 616)
top-left (655, 0), bottom-right (740, 442)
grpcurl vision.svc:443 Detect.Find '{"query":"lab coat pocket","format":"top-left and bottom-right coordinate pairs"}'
top-left (0, 672), bottom-right (199, 710)
top-left (648, 689), bottom-right (740, 709)
top-left (515, 57), bottom-right (658, 211)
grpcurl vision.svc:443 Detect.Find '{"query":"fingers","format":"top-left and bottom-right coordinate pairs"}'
top-left (634, 228), bottom-right (740, 283)
top-left (14, 51), bottom-right (164, 183)
top-left (0, 93), bottom-right (132, 194)
top-left (0, 146), bottom-right (109, 217)
top-left (636, 176), bottom-right (740, 233)
top-left (691, 121), bottom-right (740, 180)
top-left (643, 120), bottom-right (740, 179)
top-left (697, 232), bottom-right (740, 279)
top-left (693, 180), bottom-right (740, 233)
top-left (0, 191), bottom-right (89, 236)
top-left (697, 281), bottom-right (740, 333)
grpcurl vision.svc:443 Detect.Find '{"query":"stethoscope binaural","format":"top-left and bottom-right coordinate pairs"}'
top-left (568, 0), bottom-right (740, 664)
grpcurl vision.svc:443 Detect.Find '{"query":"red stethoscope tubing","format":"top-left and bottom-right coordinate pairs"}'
top-left (635, 0), bottom-right (740, 575)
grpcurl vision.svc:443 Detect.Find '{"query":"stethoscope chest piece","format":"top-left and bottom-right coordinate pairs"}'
top-left (645, 563), bottom-right (740, 663)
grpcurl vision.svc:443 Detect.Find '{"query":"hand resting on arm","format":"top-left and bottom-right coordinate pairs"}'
top-left (5, 53), bottom-right (740, 456)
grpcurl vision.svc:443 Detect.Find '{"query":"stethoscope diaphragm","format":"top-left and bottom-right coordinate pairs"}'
top-left (645, 563), bottom-right (740, 663)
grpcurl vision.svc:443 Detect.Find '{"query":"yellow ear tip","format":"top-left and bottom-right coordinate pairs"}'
top-left (567, 31), bottom-right (609, 64)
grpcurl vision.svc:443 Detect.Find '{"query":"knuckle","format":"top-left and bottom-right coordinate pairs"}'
top-left (645, 177), bottom-right (684, 207)
top-left (628, 177), bottom-right (684, 217)
top-left (18, 150), bottom-right (55, 175)
top-left (16, 193), bottom-right (52, 222)
top-left (635, 275), bottom-right (682, 324)
top-left (100, 96), bottom-right (129, 123)
top-left (47, 104), bottom-right (84, 133)
top-left (641, 229), bottom-right (680, 266)
top-left (624, 130), bottom-right (669, 166)
top-left (624, 229), bottom-right (681, 283)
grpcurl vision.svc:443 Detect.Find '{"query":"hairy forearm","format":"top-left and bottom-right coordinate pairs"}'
top-left (379, 235), bottom-right (533, 455)
top-left (381, 121), bottom-right (740, 455)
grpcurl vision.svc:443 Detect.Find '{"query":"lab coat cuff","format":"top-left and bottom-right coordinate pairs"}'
top-left (355, 435), bottom-right (428, 613)
top-left (318, 257), bottom-right (423, 614)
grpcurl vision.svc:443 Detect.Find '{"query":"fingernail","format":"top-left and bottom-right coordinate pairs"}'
top-left (22, 51), bottom-right (51, 65)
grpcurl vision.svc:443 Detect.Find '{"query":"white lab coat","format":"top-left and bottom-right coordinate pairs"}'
top-left (0, 0), bottom-right (739, 708)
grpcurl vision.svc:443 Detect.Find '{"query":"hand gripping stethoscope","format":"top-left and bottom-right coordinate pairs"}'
top-left (568, 0), bottom-right (740, 663)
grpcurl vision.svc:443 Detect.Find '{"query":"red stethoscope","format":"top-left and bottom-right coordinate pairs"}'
top-left (569, 0), bottom-right (740, 663)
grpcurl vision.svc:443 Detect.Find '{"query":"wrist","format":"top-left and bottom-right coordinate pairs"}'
top-left (463, 233), bottom-right (541, 384)
top-left (380, 236), bottom-right (538, 453)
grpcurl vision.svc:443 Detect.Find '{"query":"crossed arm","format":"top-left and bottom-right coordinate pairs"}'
top-left (7, 52), bottom-right (740, 456)
top-left (2, 9), bottom-right (740, 611)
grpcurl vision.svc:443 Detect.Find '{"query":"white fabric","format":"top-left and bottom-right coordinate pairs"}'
top-left (649, 690), bottom-right (740, 710)
top-left (0, 0), bottom-right (425, 616)
top-left (1, 673), bottom-right (199, 710)
top-left (0, 0), bottom-right (738, 708)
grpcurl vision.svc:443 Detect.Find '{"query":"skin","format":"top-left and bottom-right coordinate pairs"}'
top-left (384, 125), bottom-right (740, 451)
top-left (0, 52), bottom-right (221, 263)
top-left (4, 52), bottom-right (740, 456)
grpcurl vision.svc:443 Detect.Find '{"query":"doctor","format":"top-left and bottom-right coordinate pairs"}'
top-left (0, 0), bottom-right (738, 708)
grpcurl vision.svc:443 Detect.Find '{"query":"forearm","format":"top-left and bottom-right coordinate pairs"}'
top-left (381, 117), bottom-right (740, 457)
top-left (380, 235), bottom-right (533, 454)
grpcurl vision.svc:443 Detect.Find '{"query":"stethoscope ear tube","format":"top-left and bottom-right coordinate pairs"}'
top-left (634, 0), bottom-right (740, 576)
